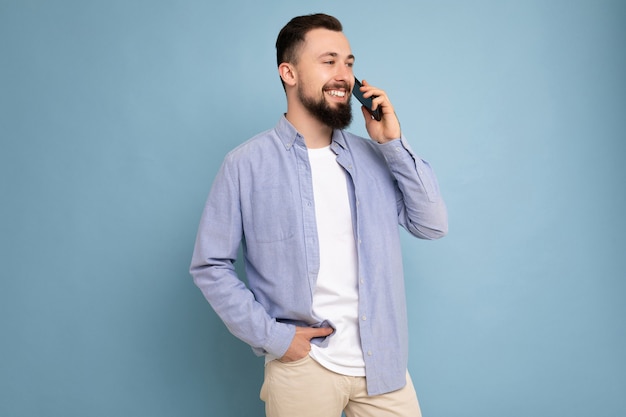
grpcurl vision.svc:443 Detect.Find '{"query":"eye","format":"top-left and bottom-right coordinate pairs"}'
top-left (324, 60), bottom-right (335, 65)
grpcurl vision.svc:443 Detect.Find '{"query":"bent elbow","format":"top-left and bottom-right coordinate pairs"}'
top-left (408, 207), bottom-right (448, 240)
top-left (414, 222), bottom-right (448, 240)
top-left (430, 222), bottom-right (448, 239)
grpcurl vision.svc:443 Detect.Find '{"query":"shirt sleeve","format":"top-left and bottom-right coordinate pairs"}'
top-left (376, 136), bottom-right (448, 239)
top-left (189, 158), bottom-right (295, 358)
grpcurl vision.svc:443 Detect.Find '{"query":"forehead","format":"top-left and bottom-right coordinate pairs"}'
top-left (301, 28), bottom-right (352, 58)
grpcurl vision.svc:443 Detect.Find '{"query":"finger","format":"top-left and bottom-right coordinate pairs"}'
top-left (371, 96), bottom-right (382, 111)
top-left (360, 79), bottom-right (384, 98)
top-left (360, 79), bottom-right (375, 96)
top-left (362, 79), bottom-right (375, 88)
top-left (360, 84), bottom-right (390, 113)
top-left (303, 326), bottom-right (334, 339)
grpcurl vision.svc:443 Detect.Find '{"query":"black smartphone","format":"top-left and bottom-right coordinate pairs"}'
top-left (352, 77), bottom-right (382, 121)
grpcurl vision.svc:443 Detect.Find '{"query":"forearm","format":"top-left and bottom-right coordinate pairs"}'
top-left (190, 255), bottom-right (295, 357)
top-left (377, 136), bottom-right (448, 239)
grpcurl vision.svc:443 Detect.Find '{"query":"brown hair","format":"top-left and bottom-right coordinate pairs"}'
top-left (276, 13), bottom-right (343, 67)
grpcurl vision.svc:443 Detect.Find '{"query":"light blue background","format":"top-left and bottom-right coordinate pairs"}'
top-left (1, 1), bottom-right (624, 416)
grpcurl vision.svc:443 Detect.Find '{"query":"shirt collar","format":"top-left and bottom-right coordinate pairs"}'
top-left (275, 115), bottom-right (348, 151)
top-left (275, 115), bottom-right (300, 150)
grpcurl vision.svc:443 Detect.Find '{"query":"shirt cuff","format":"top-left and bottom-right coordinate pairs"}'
top-left (262, 321), bottom-right (296, 358)
top-left (376, 135), bottom-right (417, 164)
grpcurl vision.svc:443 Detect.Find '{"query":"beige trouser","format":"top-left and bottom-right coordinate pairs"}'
top-left (260, 355), bottom-right (423, 417)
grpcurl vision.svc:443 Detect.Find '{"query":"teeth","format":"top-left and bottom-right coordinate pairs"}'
top-left (328, 90), bottom-right (346, 97)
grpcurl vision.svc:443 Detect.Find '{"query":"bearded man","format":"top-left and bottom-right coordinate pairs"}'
top-left (190, 13), bottom-right (448, 417)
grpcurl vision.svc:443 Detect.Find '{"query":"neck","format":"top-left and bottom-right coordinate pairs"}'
top-left (285, 101), bottom-right (333, 149)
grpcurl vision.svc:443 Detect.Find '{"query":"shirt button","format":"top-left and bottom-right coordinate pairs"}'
top-left (367, 351), bottom-right (373, 356)
top-left (361, 315), bottom-right (367, 321)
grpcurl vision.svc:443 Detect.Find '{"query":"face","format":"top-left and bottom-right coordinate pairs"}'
top-left (294, 28), bottom-right (355, 129)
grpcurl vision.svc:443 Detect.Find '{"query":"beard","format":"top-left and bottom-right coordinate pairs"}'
top-left (297, 82), bottom-right (353, 130)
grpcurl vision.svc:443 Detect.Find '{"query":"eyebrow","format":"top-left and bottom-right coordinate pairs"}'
top-left (318, 52), bottom-right (356, 61)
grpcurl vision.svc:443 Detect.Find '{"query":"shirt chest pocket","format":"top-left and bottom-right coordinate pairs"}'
top-left (248, 187), bottom-right (296, 243)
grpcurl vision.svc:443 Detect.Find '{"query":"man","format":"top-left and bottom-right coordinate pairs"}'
top-left (190, 13), bottom-right (447, 417)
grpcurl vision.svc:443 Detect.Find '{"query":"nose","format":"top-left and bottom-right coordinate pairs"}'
top-left (336, 62), bottom-right (353, 82)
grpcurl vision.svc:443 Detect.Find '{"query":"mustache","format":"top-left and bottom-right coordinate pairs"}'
top-left (323, 81), bottom-right (351, 91)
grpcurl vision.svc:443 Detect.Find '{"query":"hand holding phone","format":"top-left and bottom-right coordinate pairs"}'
top-left (352, 77), bottom-right (382, 121)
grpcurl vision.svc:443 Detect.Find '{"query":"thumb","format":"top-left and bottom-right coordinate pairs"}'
top-left (299, 326), bottom-right (333, 340)
top-left (361, 105), bottom-right (374, 121)
top-left (309, 326), bottom-right (334, 338)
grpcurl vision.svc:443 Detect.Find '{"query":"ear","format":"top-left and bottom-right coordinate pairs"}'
top-left (278, 62), bottom-right (297, 87)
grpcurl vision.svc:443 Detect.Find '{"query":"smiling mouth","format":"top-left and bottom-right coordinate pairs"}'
top-left (326, 89), bottom-right (347, 97)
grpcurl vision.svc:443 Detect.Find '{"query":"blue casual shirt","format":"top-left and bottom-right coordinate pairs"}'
top-left (190, 116), bottom-right (448, 395)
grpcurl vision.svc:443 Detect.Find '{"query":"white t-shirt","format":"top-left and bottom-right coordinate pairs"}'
top-left (307, 145), bottom-right (365, 376)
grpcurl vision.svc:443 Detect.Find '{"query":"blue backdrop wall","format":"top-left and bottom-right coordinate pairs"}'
top-left (1, 1), bottom-right (624, 416)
